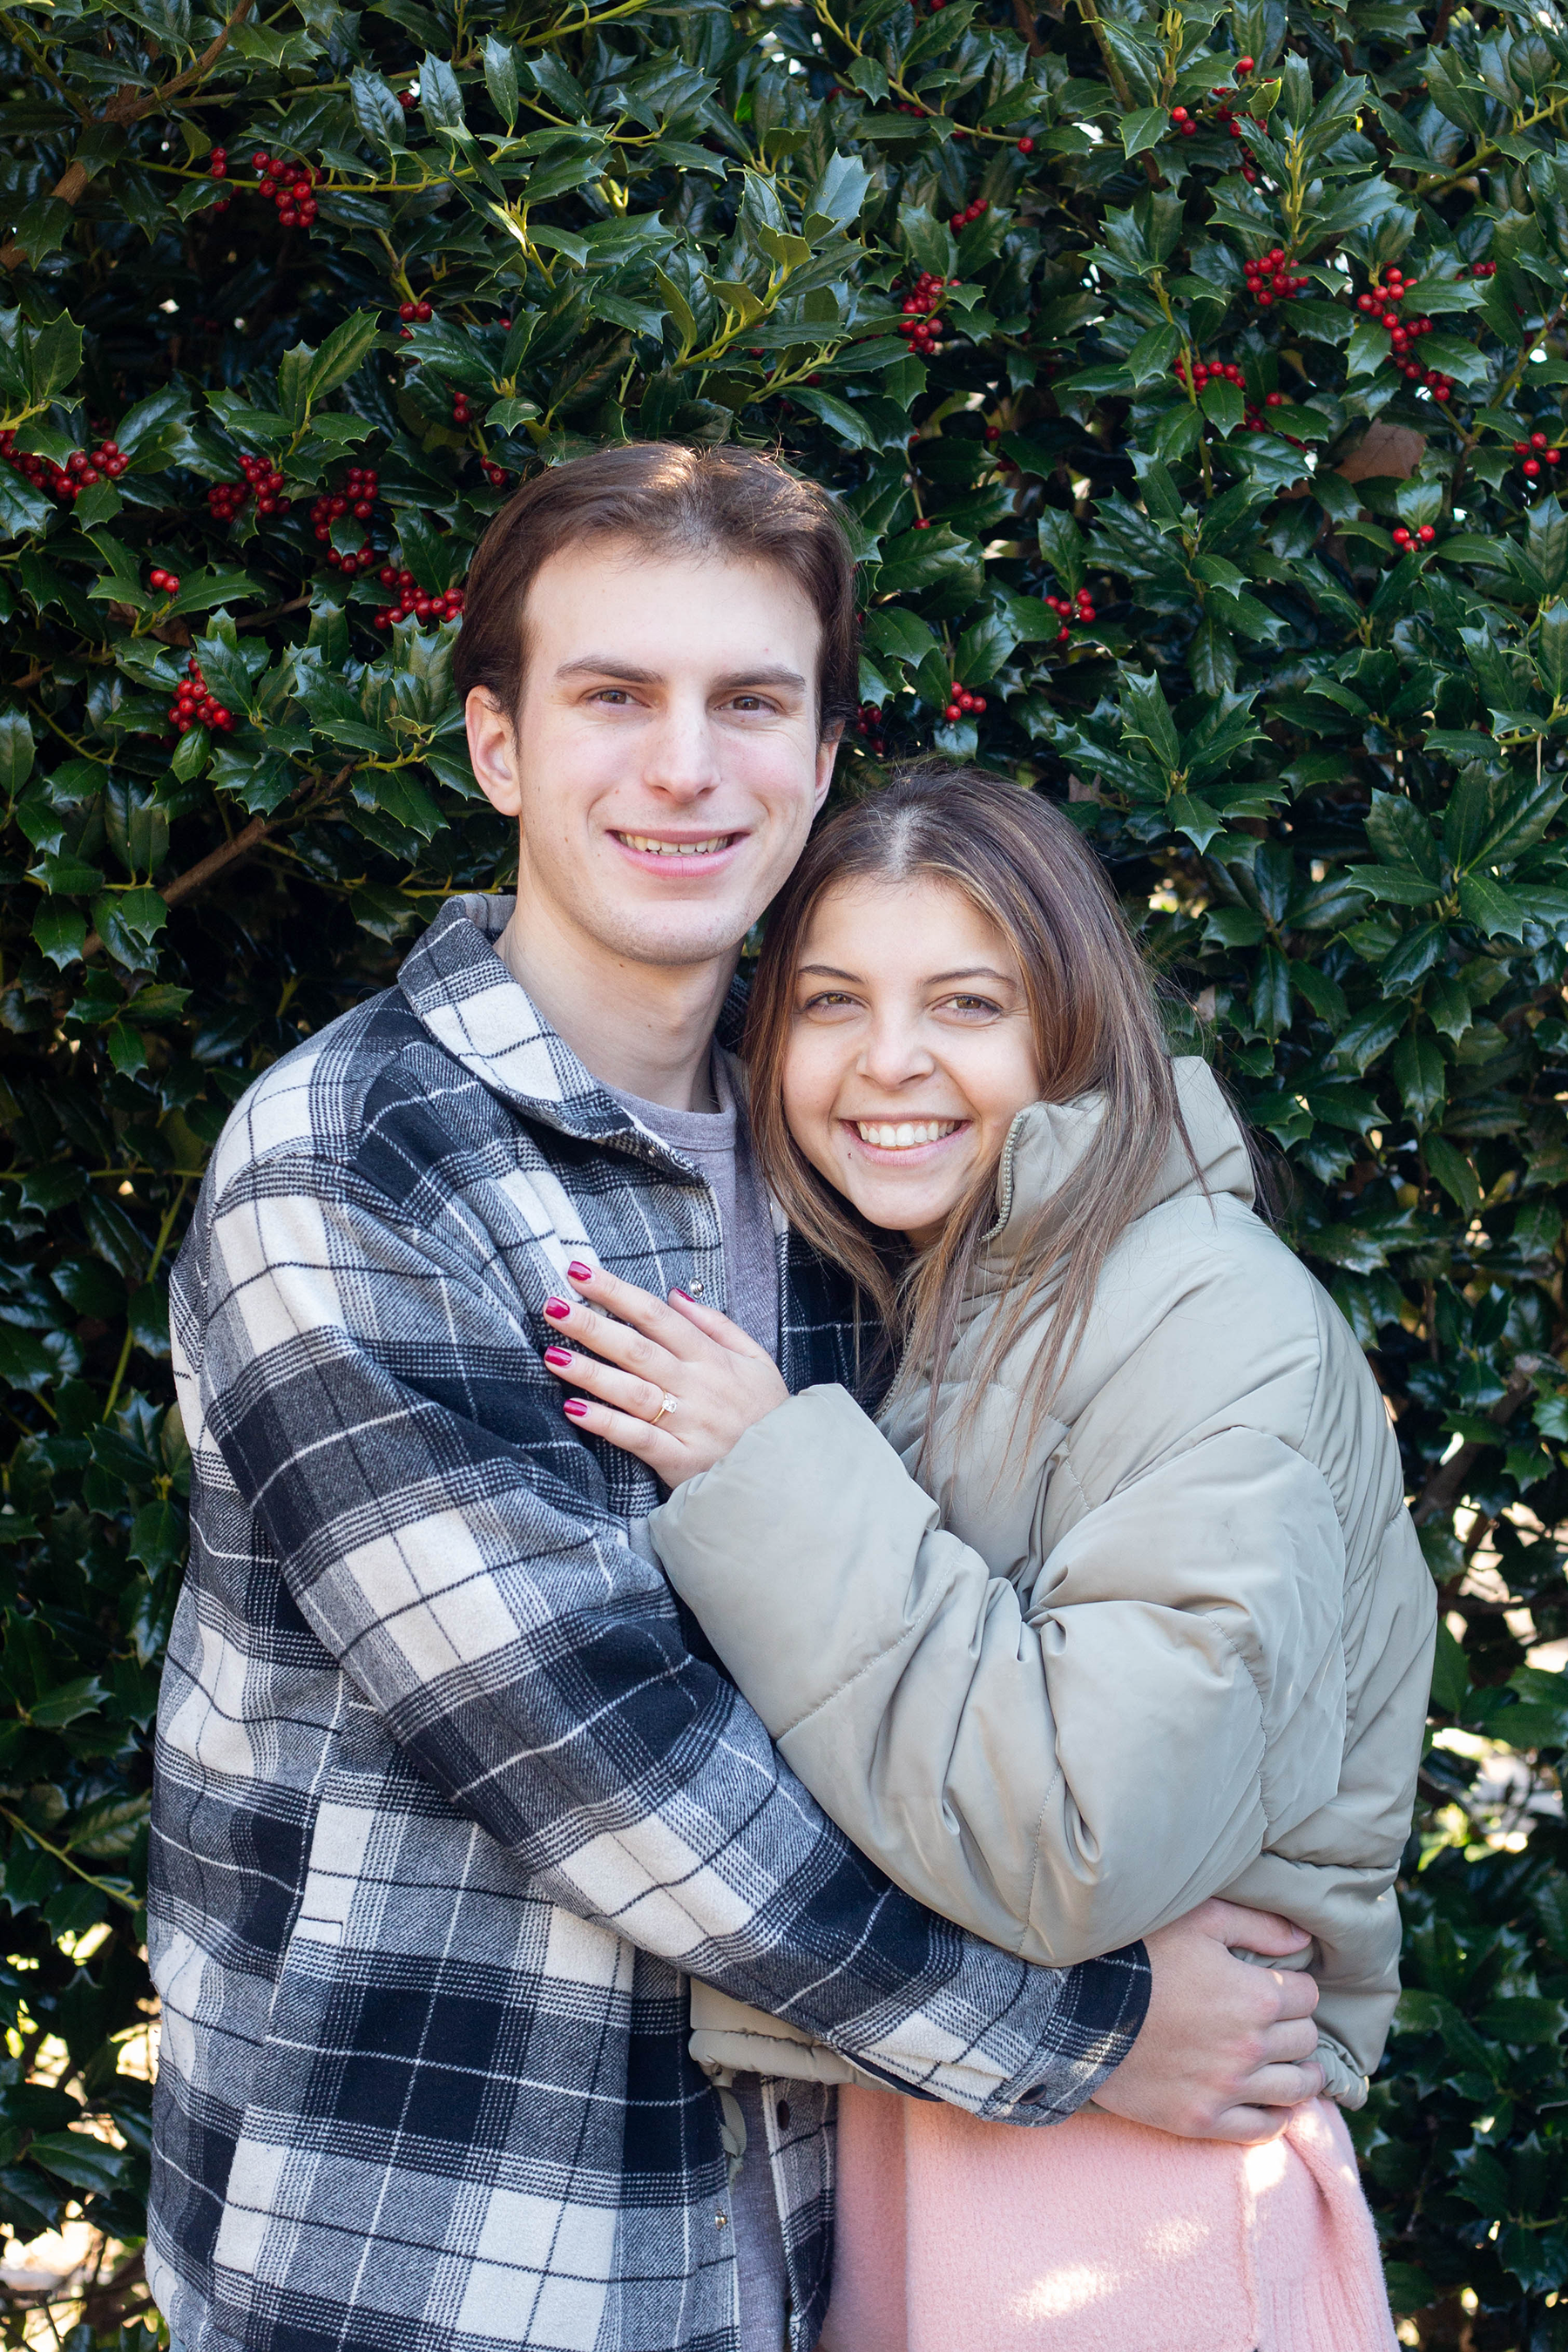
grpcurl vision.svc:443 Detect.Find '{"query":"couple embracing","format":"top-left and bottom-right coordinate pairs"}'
top-left (146, 443), bottom-right (1435, 2352)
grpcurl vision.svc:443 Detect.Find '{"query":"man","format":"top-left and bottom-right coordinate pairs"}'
top-left (149, 443), bottom-right (1324, 2352)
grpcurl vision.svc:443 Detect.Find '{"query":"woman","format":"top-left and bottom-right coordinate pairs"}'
top-left (537, 767), bottom-right (1434, 2350)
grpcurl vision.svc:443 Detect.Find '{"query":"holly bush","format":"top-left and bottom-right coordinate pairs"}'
top-left (2, 0), bottom-right (1568, 2338)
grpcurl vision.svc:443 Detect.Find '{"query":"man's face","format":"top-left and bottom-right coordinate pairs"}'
top-left (467, 539), bottom-right (839, 970)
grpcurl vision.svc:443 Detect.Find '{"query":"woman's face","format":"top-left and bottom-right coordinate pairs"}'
top-left (781, 875), bottom-right (1042, 1248)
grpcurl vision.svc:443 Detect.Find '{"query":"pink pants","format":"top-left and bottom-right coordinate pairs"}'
top-left (819, 2085), bottom-right (1397, 2352)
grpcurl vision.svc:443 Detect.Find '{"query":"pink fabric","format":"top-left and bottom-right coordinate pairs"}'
top-left (819, 2085), bottom-right (1397, 2352)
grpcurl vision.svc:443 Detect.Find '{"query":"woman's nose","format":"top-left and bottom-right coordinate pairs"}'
top-left (857, 1018), bottom-right (936, 1090)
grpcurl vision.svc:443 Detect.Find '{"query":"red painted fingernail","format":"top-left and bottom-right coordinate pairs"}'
top-left (544, 1347), bottom-right (573, 1369)
top-left (563, 1399), bottom-right (589, 1420)
top-left (544, 1297), bottom-right (571, 1321)
top-left (671, 1288), bottom-right (694, 1303)
top-left (567, 1260), bottom-right (593, 1281)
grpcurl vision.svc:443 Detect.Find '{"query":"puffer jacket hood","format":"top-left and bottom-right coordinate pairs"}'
top-left (659, 1058), bottom-right (1436, 2106)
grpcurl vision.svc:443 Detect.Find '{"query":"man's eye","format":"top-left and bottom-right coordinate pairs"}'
top-left (591, 687), bottom-right (634, 705)
top-left (727, 693), bottom-right (773, 713)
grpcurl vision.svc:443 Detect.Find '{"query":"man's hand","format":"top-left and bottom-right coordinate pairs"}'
top-left (1092, 1899), bottom-right (1324, 2145)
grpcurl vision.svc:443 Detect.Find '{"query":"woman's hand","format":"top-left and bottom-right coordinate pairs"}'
top-left (540, 1260), bottom-right (789, 1484)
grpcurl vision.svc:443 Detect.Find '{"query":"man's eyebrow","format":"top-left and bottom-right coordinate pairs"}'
top-left (555, 657), bottom-right (662, 683)
top-left (552, 657), bottom-right (809, 695)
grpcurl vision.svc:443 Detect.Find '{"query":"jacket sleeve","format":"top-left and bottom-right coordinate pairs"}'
top-left (186, 1158), bottom-right (1148, 2122)
top-left (649, 1384), bottom-right (1349, 1968)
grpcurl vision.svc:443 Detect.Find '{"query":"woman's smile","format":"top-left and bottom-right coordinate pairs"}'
top-left (843, 1116), bottom-right (972, 1160)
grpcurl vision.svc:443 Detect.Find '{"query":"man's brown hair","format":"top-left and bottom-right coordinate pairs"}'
top-left (453, 442), bottom-right (858, 737)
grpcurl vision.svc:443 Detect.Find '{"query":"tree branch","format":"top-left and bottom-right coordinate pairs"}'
top-left (0, 1), bottom-right (253, 272)
top-left (1410, 1358), bottom-right (1543, 1527)
top-left (80, 814), bottom-right (275, 962)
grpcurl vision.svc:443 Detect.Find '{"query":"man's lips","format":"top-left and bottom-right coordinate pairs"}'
top-left (611, 829), bottom-right (743, 864)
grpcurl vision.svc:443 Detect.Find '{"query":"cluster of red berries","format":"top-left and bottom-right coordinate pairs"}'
top-left (1515, 433), bottom-right (1564, 488)
top-left (1175, 354), bottom-right (1246, 395)
top-left (208, 450), bottom-right (289, 524)
top-left (898, 272), bottom-right (957, 354)
top-left (1353, 268), bottom-right (1453, 399)
top-left (312, 465), bottom-right (381, 576)
top-left (147, 566), bottom-right (181, 596)
top-left (1244, 247), bottom-right (1308, 308)
top-left (1470, 260), bottom-right (1497, 278)
top-left (852, 700), bottom-right (889, 754)
top-left (450, 389), bottom-right (474, 427)
top-left (1168, 64), bottom-right (1260, 178)
top-left (0, 433), bottom-right (127, 502)
top-left (207, 145), bottom-right (232, 213)
top-left (251, 152), bottom-right (318, 230)
top-left (167, 658), bottom-right (235, 737)
top-left (1390, 524), bottom-right (1438, 556)
top-left (1044, 587), bottom-right (1097, 644)
top-left (943, 680), bottom-right (988, 721)
top-left (312, 464), bottom-right (379, 536)
top-left (397, 299), bottom-right (435, 341)
top-left (948, 194), bottom-right (988, 234)
top-left (371, 571), bottom-right (467, 628)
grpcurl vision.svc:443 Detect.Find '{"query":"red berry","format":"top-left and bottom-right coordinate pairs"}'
top-left (915, 518), bottom-right (931, 529)
top-left (944, 703), bottom-right (960, 721)
top-left (1017, 137), bottom-right (1034, 154)
top-left (1170, 106), bottom-right (1188, 123)
top-left (1417, 524), bottom-right (1436, 543)
top-left (1236, 54), bottom-right (1254, 71)
top-left (416, 301), bottom-right (433, 321)
top-left (259, 178), bottom-right (276, 198)
top-left (1524, 458), bottom-right (1542, 476)
top-left (1531, 431), bottom-right (1549, 448)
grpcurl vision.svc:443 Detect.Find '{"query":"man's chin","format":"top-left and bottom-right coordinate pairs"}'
top-left (591, 903), bottom-right (756, 970)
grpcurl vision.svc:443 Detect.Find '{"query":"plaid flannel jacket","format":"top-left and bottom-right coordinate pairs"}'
top-left (148, 895), bottom-right (1150, 2352)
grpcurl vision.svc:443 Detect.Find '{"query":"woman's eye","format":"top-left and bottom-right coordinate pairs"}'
top-left (940, 995), bottom-right (1002, 1017)
top-left (799, 991), bottom-right (857, 1014)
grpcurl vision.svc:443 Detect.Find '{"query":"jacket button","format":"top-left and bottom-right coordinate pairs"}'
top-left (715, 2212), bottom-right (727, 2227)
top-left (777, 2099), bottom-right (791, 2128)
top-left (689, 1278), bottom-right (704, 1294)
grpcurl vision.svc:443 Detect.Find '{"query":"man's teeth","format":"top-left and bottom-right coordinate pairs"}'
top-left (618, 833), bottom-right (733, 856)
top-left (855, 1120), bottom-right (961, 1150)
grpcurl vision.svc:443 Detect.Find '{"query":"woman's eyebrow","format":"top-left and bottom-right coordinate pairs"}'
top-left (927, 966), bottom-right (1015, 986)
top-left (797, 963), bottom-right (862, 982)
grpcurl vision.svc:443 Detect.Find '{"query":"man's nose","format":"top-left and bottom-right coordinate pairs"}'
top-left (640, 689), bottom-right (722, 801)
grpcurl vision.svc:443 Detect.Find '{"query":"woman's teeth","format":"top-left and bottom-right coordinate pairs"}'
top-left (617, 833), bottom-right (733, 856)
top-left (855, 1120), bottom-right (961, 1150)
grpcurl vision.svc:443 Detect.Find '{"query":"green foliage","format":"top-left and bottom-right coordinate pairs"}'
top-left (2, 0), bottom-right (1568, 2337)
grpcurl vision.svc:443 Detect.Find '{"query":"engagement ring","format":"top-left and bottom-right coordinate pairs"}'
top-left (651, 1391), bottom-right (678, 1426)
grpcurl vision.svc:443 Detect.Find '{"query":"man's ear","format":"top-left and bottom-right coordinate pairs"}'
top-left (467, 686), bottom-right (523, 817)
top-left (813, 722), bottom-right (843, 815)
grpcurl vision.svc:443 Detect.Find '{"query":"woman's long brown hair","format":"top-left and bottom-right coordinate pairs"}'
top-left (744, 764), bottom-right (1190, 1446)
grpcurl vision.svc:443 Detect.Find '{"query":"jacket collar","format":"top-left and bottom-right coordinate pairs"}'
top-left (396, 894), bottom-right (748, 1162)
top-left (983, 1055), bottom-right (1254, 1278)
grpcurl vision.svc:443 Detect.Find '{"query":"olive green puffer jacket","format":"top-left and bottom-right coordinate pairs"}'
top-left (657, 1057), bottom-right (1436, 2107)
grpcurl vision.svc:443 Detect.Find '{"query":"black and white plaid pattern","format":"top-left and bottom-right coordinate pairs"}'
top-left (148, 896), bottom-right (1149, 2352)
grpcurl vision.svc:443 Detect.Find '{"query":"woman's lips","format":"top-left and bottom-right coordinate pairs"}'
top-left (841, 1117), bottom-right (971, 1164)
